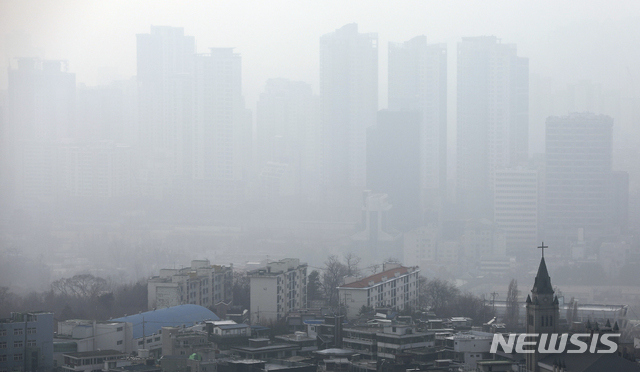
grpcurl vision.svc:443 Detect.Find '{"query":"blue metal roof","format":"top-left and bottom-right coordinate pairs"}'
top-left (217, 323), bottom-right (249, 330)
top-left (111, 304), bottom-right (219, 339)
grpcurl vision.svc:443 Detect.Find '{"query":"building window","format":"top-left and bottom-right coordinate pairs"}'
top-left (117, 340), bottom-right (123, 345)
top-left (27, 340), bottom-right (36, 347)
top-left (14, 341), bottom-right (23, 348)
top-left (116, 327), bottom-right (123, 332)
top-left (27, 328), bottom-right (36, 335)
top-left (0, 330), bottom-right (5, 336)
top-left (14, 354), bottom-right (23, 361)
top-left (14, 329), bottom-right (23, 336)
top-left (0, 354), bottom-right (6, 362)
top-left (0, 342), bottom-right (5, 349)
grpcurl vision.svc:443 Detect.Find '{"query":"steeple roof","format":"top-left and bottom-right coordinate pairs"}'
top-left (532, 257), bottom-right (554, 295)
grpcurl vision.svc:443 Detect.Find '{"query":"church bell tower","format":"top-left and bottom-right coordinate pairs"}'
top-left (525, 243), bottom-right (560, 372)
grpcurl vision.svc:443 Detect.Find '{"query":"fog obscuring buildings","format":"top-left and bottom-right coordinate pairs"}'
top-left (545, 113), bottom-right (619, 250)
top-left (388, 35), bottom-right (447, 223)
top-left (456, 36), bottom-right (529, 219)
top-left (320, 23), bottom-right (378, 218)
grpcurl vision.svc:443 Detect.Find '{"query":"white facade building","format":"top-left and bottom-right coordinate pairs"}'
top-left (248, 258), bottom-right (308, 324)
top-left (57, 320), bottom-right (134, 354)
top-left (337, 263), bottom-right (420, 319)
top-left (147, 260), bottom-right (233, 310)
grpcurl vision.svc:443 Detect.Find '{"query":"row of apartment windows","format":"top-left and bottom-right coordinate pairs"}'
top-left (0, 340), bottom-right (36, 348)
top-left (0, 353), bottom-right (22, 361)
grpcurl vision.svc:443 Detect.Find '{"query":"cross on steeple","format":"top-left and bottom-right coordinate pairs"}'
top-left (538, 241), bottom-right (548, 258)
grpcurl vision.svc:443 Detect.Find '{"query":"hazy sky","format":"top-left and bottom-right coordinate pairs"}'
top-left (1, 0), bottom-right (639, 111)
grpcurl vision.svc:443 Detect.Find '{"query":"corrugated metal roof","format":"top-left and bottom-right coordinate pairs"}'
top-left (111, 304), bottom-right (219, 339)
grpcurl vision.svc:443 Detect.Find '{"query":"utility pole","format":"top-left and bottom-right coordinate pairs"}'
top-left (490, 292), bottom-right (499, 316)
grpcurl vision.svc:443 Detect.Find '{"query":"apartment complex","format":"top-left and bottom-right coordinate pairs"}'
top-left (248, 258), bottom-right (308, 324)
top-left (147, 260), bottom-right (233, 310)
top-left (337, 263), bottom-right (420, 319)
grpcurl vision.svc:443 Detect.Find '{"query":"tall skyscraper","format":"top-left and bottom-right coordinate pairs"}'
top-left (191, 48), bottom-right (251, 210)
top-left (320, 24), bottom-right (378, 217)
top-left (7, 58), bottom-right (76, 205)
top-left (388, 36), bottom-right (447, 221)
top-left (545, 113), bottom-right (614, 250)
top-left (456, 36), bottom-right (529, 218)
top-left (136, 26), bottom-right (195, 193)
top-left (256, 78), bottom-right (320, 202)
top-left (367, 110), bottom-right (421, 232)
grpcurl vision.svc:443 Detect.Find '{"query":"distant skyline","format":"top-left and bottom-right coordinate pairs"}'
top-left (2, 0), bottom-right (640, 161)
top-left (1, 1), bottom-right (638, 101)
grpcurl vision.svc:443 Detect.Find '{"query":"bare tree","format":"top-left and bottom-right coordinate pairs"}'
top-left (505, 279), bottom-right (519, 330)
top-left (343, 253), bottom-right (361, 277)
top-left (422, 278), bottom-right (460, 315)
top-left (51, 274), bottom-right (108, 299)
top-left (322, 255), bottom-right (348, 306)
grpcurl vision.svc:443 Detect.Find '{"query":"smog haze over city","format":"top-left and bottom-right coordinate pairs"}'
top-left (2, 0), bottom-right (640, 320)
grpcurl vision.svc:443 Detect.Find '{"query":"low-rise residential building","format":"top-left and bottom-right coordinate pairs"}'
top-left (160, 326), bottom-right (212, 357)
top-left (248, 258), bottom-right (308, 324)
top-left (61, 350), bottom-right (126, 372)
top-left (442, 331), bottom-right (494, 369)
top-left (56, 319), bottom-right (134, 354)
top-left (337, 263), bottom-right (420, 319)
top-left (147, 260), bottom-right (233, 310)
top-left (0, 311), bottom-right (54, 372)
top-left (230, 338), bottom-right (301, 359)
top-left (110, 304), bottom-right (220, 358)
top-left (342, 323), bottom-right (435, 362)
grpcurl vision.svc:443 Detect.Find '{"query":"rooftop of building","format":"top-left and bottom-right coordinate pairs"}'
top-left (64, 349), bottom-right (126, 358)
top-left (110, 304), bottom-right (219, 339)
top-left (338, 264), bottom-right (418, 289)
top-left (1, 311), bottom-right (53, 323)
top-left (247, 258), bottom-right (306, 276)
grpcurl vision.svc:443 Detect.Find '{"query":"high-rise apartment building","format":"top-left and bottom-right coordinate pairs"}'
top-left (545, 113), bottom-right (614, 250)
top-left (256, 78), bottom-right (321, 202)
top-left (456, 36), bottom-right (528, 218)
top-left (7, 58), bottom-right (75, 205)
top-left (388, 36), bottom-right (447, 220)
top-left (191, 48), bottom-right (251, 209)
top-left (136, 26), bottom-right (195, 188)
top-left (320, 24), bottom-right (378, 216)
top-left (248, 258), bottom-right (308, 324)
